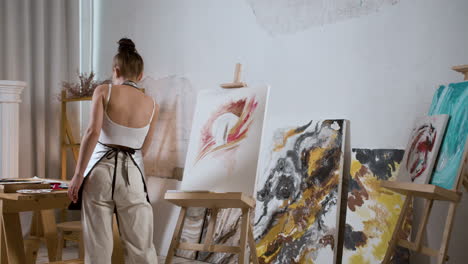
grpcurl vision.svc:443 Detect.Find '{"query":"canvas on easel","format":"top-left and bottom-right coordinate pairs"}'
top-left (428, 82), bottom-right (468, 189)
top-left (254, 119), bottom-right (348, 263)
top-left (182, 86), bottom-right (269, 194)
top-left (397, 115), bottom-right (449, 184)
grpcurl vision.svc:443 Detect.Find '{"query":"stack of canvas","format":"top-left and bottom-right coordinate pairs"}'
top-left (173, 80), bottom-right (467, 264)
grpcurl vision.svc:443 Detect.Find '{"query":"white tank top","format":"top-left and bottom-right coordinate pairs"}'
top-left (98, 84), bottom-right (156, 149)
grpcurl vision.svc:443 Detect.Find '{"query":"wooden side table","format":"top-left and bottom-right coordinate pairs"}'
top-left (164, 192), bottom-right (258, 264)
top-left (0, 190), bottom-right (70, 264)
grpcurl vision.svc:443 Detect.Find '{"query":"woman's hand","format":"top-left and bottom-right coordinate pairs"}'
top-left (68, 174), bottom-right (84, 203)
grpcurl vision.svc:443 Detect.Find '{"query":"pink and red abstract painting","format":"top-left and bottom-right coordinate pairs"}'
top-left (182, 86), bottom-right (269, 194)
top-left (398, 115), bottom-right (448, 184)
top-left (195, 96), bottom-right (258, 163)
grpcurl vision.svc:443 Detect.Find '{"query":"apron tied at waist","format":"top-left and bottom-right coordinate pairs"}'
top-left (68, 142), bottom-right (150, 211)
top-left (103, 144), bottom-right (135, 200)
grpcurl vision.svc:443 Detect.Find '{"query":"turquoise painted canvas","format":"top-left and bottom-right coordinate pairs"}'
top-left (428, 82), bottom-right (468, 189)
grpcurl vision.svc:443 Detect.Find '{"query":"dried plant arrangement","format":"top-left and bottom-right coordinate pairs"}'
top-left (60, 72), bottom-right (110, 100)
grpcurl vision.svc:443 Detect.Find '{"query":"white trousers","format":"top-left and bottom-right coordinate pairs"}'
top-left (81, 153), bottom-right (158, 264)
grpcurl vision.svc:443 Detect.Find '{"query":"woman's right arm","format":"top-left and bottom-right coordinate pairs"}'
top-left (68, 84), bottom-right (107, 202)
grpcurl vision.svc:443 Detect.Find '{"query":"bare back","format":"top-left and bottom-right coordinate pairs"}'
top-left (105, 84), bottom-right (154, 128)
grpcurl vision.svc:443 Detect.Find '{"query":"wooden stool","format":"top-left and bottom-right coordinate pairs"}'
top-left (55, 215), bottom-right (126, 264)
top-left (21, 209), bottom-right (66, 264)
top-left (56, 221), bottom-right (84, 261)
top-left (164, 192), bottom-right (258, 264)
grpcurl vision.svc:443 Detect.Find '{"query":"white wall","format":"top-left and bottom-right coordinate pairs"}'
top-left (91, 0), bottom-right (468, 262)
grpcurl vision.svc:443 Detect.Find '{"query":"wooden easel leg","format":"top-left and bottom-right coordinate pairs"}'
top-left (165, 207), bottom-right (187, 264)
top-left (61, 148), bottom-right (67, 181)
top-left (65, 116), bottom-right (79, 161)
top-left (40, 209), bottom-right (59, 262)
top-left (414, 199), bottom-right (433, 251)
top-left (437, 201), bottom-right (458, 264)
top-left (239, 208), bottom-right (249, 264)
top-left (248, 222), bottom-right (259, 264)
top-left (202, 208), bottom-right (219, 251)
top-left (382, 195), bottom-right (412, 264)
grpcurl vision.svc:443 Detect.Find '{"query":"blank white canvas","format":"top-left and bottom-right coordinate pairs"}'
top-left (181, 86), bottom-right (270, 195)
top-left (140, 76), bottom-right (196, 178)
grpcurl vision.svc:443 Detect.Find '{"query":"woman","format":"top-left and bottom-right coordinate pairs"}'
top-left (68, 38), bottom-right (159, 263)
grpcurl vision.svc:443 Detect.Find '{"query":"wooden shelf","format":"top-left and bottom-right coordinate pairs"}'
top-left (164, 192), bottom-right (255, 208)
top-left (62, 96), bottom-right (92, 102)
top-left (220, 82), bottom-right (247, 89)
top-left (380, 181), bottom-right (461, 202)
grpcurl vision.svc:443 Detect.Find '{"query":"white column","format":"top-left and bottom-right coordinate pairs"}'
top-left (0, 80), bottom-right (25, 179)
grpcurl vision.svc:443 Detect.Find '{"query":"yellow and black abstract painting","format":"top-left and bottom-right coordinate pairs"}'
top-left (254, 120), bottom-right (347, 263)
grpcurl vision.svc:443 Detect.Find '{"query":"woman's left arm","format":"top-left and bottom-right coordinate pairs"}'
top-left (68, 85), bottom-right (107, 203)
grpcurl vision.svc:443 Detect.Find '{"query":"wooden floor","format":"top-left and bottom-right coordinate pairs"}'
top-left (36, 242), bottom-right (209, 264)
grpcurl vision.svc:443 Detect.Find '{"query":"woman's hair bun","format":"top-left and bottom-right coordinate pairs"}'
top-left (118, 38), bottom-right (137, 53)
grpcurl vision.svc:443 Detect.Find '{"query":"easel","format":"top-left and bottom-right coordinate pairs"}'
top-left (382, 66), bottom-right (468, 264)
top-left (60, 91), bottom-right (91, 181)
top-left (59, 91), bottom-right (91, 227)
top-left (164, 192), bottom-right (258, 264)
top-left (164, 64), bottom-right (256, 263)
